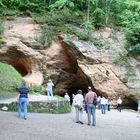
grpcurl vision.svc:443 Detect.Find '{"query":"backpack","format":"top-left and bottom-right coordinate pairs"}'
top-left (93, 94), bottom-right (97, 106)
top-left (74, 100), bottom-right (83, 109)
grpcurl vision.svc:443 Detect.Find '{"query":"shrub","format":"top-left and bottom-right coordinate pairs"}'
top-left (125, 24), bottom-right (140, 45)
top-left (8, 96), bottom-right (71, 114)
top-left (30, 85), bottom-right (45, 94)
top-left (127, 44), bottom-right (140, 56)
top-left (0, 62), bottom-right (23, 91)
top-left (118, 0), bottom-right (140, 45)
top-left (0, 91), bottom-right (17, 100)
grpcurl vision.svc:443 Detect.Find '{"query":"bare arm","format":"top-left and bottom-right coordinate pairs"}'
top-left (27, 93), bottom-right (29, 104)
top-left (17, 94), bottom-right (20, 103)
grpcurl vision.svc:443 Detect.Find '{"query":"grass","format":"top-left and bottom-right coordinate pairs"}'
top-left (28, 102), bottom-right (71, 114)
top-left (0, 91), bottom-right (17, 100)
top-left (8, 96), bottom-right (71, 114)
top-left (0, 62), bottom-right (23, 91)
top-left (0, 62), bottom-right (22, 100)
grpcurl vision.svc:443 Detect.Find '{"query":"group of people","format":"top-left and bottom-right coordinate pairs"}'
top-left (73, 86), bottom-right (97, 126)
top-left (71, 86), bottom-right (125, 126)
top-left (96, 96), bottom-right (122, 114)
top-left (17, 80), bottom-right (140, 122)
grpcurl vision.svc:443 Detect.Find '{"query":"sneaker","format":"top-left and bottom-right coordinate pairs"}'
top-left (24, 117), bottom-right (27, 120)
top-left (79, 121), bottom-right (84, 124)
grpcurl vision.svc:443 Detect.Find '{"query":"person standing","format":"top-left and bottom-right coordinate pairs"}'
top-left (97, 96), bottom-right (101, 109)
top-left (85, 86), bottom-right (97, 126)
top-left (117, 97), bottom-right (122, 112)
top-left (100, 97), bottom-right (106, 114)
top-left (46, 79), bottom-right (54, 100)
top-left (17, 82), bottom-right (29, 120)
top-left (73, 89), bottom-right (84, 124)
top-left (137, 99), bottom-right (140, 117)
top-left (64, 92), bottom-right (70, 102)
top-left (108, 99), bottom-right (111, 111)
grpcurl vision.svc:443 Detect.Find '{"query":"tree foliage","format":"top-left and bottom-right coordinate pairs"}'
top-left (0, 0), bottom-right (140, 50)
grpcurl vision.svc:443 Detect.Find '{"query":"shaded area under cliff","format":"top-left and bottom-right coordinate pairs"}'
top-left (8, 58), bottom-right (32, 76)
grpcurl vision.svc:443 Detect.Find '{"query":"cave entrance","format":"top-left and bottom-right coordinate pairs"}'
top-left (67, 86), bottom-right (87, 104)
top-left (7, 58), bottom-right (32, 76)
top-left (67, 85), bottom-right (98, 104)
top-left (11, 63), bottom-right (28, 76)
top-left (123, 98), bottom-right (138, 111)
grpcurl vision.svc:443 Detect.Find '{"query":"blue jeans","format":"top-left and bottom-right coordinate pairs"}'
top-left (87, 104), bottom-right (96, 126)
top-left (18, 98), bottom-right (28, 119)
top-left (101, 104), bottom-right (106, 114)
top-left (117, 104), bottom-right (122, 112)
top-left (47, 90), bottom-right (53, 100)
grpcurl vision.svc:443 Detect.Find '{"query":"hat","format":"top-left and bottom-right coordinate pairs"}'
top-left (77, 89), bottom-right (82, 94)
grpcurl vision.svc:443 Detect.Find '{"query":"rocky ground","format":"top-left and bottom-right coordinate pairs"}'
top-left (0, 108), bottom-right (140, 140)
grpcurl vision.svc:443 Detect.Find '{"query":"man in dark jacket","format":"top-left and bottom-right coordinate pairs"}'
top-left (17, 82), bottom-right (29, 120)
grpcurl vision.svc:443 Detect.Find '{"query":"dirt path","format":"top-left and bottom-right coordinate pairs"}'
top-left (0, 109), bottom-right (140, 140)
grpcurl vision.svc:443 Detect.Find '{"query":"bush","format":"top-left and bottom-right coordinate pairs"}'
top-left (117, 0), bottom-right (140, 45)
top-left (30, 85), bottom-right (45, 94)
top-left (125, 24), bottom-right (140, 45)
top-left (8, 96), bottom-right (72, 114)
top-left (0, 20), bottom-right (3, 35)
top-left (0, 91), bottom-right (17, 100)
top-left (0, 62), bottom-right (23, 91)
top-left (0, 0), bottom-right (47, 15)
top-left (127, 44), bottom-right (140, 56)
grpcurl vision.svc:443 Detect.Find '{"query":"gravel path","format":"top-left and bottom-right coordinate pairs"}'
top-left (0, 109), bottom-right (140, 140)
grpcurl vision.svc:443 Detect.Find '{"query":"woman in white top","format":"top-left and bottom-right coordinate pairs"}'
top-left (73, 90), bottom-right (84, 124)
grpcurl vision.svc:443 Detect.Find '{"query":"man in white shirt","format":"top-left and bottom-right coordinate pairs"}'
top-left (100, 97), bottom-right (107, 114)
top-left (73, 89), bottom-right (84, 124)
top-left (117, 97), bottom-right (122, 112)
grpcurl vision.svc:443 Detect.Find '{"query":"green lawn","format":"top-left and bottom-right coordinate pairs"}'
top-left (0, 91), bottom-right (17, 100)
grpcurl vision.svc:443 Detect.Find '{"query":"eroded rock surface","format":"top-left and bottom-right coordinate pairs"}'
top-left (0, 17), bottom-right (140, 107)
top-left (0, 17), bottom-right (44, 85)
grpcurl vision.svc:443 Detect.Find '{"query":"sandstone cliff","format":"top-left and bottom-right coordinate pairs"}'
top-left (0, 17), bottom-right (140, 107)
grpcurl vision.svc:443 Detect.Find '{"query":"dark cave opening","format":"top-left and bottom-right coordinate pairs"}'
top-left (67, 86), bottom-right (98, 104)
top-left (66, 86), bottom-right (138, 110)
top-left (123, 98), bottom-right (138, 111)
top-left (12, 64), bottom-right (28, 76)
top-left (7, 58), bottom-right (32, 76)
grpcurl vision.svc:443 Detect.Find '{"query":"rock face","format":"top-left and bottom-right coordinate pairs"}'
top-left (0, 17), bottom-right (44, 85)
top-left (42, 31), bottom-right (140, 107)
top-left (0, 17), bottom-right (140, 107)
top-left (59, 29), bottom-right (140, 107)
